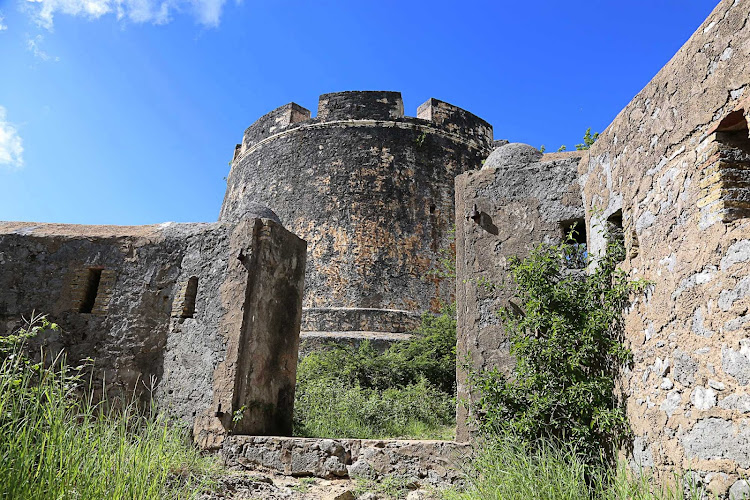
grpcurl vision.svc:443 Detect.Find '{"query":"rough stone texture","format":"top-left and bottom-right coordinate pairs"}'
top-left (221, 435), bottom-right (470, 487)
top-left (220, 91), bottom-right (493, 348)
top-left (0, 218), bottom-right (306, 449)
top-left (454, 149), bottom-right (584, 440)
top-left (481, 142), bottom-right (543, 170)
top-left (574, 0), bottom-right (750, 485)
top-left (730, 479), bottom-right (750, 500)
top-left (298, 306), bottom-right (420, 357)
top-left (301, 307), bottom-right (421, 334)
top-left (682, 417), bottom-right (750, 468)
top-left (452, 0), bottom-right (750, 487)
top-left (299, 331), bottom-right (413, 359)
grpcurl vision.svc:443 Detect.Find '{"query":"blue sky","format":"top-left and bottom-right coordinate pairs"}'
top-left (0, 0), bottom-right (719, 225)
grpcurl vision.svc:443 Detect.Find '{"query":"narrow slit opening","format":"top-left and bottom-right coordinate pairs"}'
top-left (79, 268), bottom-right (102, 314)
top-left (606, 210), bottom-right (624, 240)
top-left (181, 276), bottom-right (199, 318)
top-left (606, 210), bottom-right (625, 262)
top-left (710, 110), bottom-right (750, 221)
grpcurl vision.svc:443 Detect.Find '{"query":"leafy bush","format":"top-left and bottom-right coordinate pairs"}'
top-left (294, 305), bottom-right (457, 439)
top-left (469, 233), bottom-right (646, 467)
top-left (0, 313), bottom-right (217, 500)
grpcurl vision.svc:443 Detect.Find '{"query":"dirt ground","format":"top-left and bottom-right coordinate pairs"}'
top-left (199, 466), bottom-right (443, 500)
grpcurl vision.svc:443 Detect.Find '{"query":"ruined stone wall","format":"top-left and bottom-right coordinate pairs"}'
top-left (222, 435), bottom-right (470, 487)
top-left (220, 91), bottom-right (492, 344)
top-left (454, 146), bottom-right (585, 441)
top-left (578, 0), bottom-right (750, 494)
top-left (0, 218), bottom-right (306, 449)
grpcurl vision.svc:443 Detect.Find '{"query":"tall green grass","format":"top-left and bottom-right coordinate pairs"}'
top-left (294, 374), bottom-right (455, 439)
top-left (0, 314), bottom-right (217, 500)
top-left (443, 434), bottom-right (709, 500)
top-left (293, 305), bottom-right (458, 440)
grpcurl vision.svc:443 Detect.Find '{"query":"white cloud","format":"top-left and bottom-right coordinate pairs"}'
top-left (0, 107), bottom-right (25, 171)
top-left (25, 0), bottom-right (227, 29)
top-left (27, 34), bottom-right (59, 61)
top-left (0, 12), bottom-right (7, 31)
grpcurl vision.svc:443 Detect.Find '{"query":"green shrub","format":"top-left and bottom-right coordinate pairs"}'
top-left (293, 304), bottom-right (457, 439)
top-left (0, 313), bottom-right (218, 500)
top-left (576, 128), bottom-right (600, 151)
top-left (469, 233), bottom-right (646, 467)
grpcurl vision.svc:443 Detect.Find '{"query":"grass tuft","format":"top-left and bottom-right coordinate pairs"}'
top-left (442, 433), bottom-right (712, 500)
top-left (0, 313), bottom-right (218, 500)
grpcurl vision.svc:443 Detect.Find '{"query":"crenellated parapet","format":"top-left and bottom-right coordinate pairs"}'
top-left (232, 91), bottom-right (494, 168)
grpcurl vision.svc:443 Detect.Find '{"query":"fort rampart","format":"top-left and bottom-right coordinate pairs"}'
top-left (220, 91), bottom-right (493, 346)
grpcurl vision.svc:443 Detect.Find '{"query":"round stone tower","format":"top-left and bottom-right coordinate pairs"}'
top-left (220, 91), bottom-right (493, 345)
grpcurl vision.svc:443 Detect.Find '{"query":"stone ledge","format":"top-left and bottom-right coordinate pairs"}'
top-left (221, 436), bottom-right (470, 488)
top-left (299, 331), bottom-right (413, 357)
top-left (301, 307), bottom-right (421, 334)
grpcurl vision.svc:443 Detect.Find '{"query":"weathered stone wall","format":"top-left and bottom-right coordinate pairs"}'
top-left (221, 435), bottom-right (470, 488)
top-left (220, 91), bottom-right (493, 345)
top-left (577, 0), bottom-right (750, 494)
top-left (298, 306), bottom-right (419, 358)
top-left (454, 146), bottom-right (584, 441)
top-left (0, 218), bottom-right (306, 449)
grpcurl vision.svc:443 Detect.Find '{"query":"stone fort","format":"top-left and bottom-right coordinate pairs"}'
top-left (1, 0), bottom-right (749, 495)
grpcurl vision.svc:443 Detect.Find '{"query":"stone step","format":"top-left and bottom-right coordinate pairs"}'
top-left (221, 435), bottom-right (469, 487)
top-left (298, 330), bottom-right (412, 358)
top-left (301, 307), bottom-right (421, 334)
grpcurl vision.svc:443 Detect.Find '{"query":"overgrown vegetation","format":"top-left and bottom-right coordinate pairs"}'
top-left (550, 127), bottom-right (600, 153)
top-left (0, 313), bottom-right (217, 500)
top-left (293, 305), bottom-right (457, 439)
top-left (469, 229), bottom-right (646, 468)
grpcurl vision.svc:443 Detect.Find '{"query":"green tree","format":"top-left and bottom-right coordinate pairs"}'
top-left (470, 231), bottom-right (646, 467)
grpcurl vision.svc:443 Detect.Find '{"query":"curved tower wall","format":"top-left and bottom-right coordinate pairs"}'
top-left (220, 91), bottom-right (493, 337)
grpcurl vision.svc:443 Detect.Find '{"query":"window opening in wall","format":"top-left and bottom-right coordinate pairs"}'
top-left (606, 210), bottom-right (624, 241)
top-left (606, 209), bottom-right (625, 262)
top-left (181, 277), bottom-right (199, 318)
top-left (716, 112), bottom-right (750, 217)
top-left (701, 110), bottom-right (750, 222)
top-left (79, 268), bottom-right (102, 314)
top-left (560, 218), bottom-right (587, 269)
top-left (716, 110), bottom-right (750, 149)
